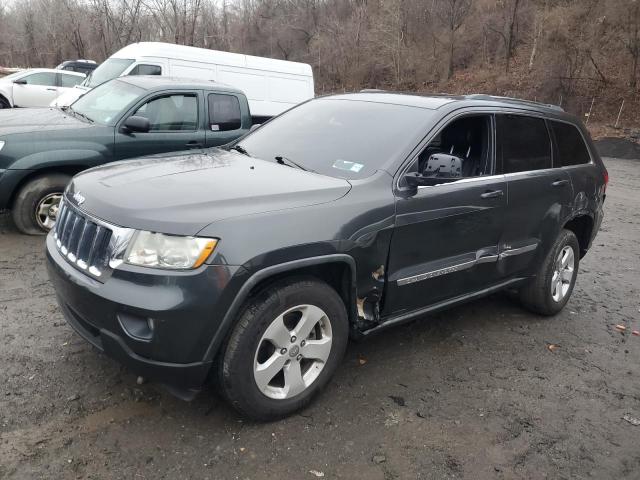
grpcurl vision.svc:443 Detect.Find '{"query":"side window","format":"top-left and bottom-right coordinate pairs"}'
top-left (497, 114), bottom-right (551, 173)
top-left (134, 94), bottom-right (198, 131)
top-left (406, 114), bottom-right (493, 185)
top-left (60, 74), bottom-right (83, 88)
top-left (208, 93), bottom-right (241, 131)
top-left (128, 64), bottom-right (162, 76)
top-left (549, 121), bottom-right (591, 166)
top-left (20, 72), bottom-right (57, 86)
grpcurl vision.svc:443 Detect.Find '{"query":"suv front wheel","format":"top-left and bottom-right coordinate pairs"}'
top-left (218, 277), bottom-right (349, 420)
top-left (519, 228), bottom-right (580, 315)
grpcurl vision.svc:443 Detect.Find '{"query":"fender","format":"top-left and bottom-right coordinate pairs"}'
top-left (201, 254), bottom-right (357, 363)
top-left (10, 149), bottom-right (106, 170)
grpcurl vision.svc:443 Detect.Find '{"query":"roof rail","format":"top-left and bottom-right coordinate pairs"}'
top-left (466, 94), bottom-right (564, 112)
top-left (359, 88), bottom-right (387, 93)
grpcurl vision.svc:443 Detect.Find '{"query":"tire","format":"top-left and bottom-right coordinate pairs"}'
top-left (11, 174), bottom-right (71, 235)
top-left (519, 229), bottom-right (580, 316)
top-left (218, 277), bottom-right (349, 420)
top-left (0, 96), bottom-right (10, 108)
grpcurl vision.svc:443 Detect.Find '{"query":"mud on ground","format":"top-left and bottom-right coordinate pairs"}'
top-left (1, 157), bottom-right (639, 479)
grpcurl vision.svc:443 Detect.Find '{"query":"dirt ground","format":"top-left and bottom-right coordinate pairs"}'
top-left (1, 157), bottom-right (639, 480)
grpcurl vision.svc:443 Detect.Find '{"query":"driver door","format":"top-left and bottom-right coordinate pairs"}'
top-left (114, 91), bottom-right (206, 160)
top-left (383, 113), bottom-right (508, 316)
top-left (12, 71), bottom-right (59, 107)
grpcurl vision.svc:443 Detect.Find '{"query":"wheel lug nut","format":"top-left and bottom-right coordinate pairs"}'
top-left (296, 354), bottom-right (302, 361)
top-left (280, 348), bottom-right (287, 354)
top-left (300, 340), bottom-right (306, 347)
top-left (290, 336), bottom-right (297, 343)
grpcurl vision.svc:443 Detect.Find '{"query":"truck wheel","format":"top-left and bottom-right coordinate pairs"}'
top-left (519, 229), bottom-right (580, 316)
top-left (219, 277), bottom-right (349, 420)
top-left (12, 174), bottom-right (71, 235)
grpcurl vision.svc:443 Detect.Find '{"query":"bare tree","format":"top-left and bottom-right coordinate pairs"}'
top-left (622, 0), bottom-right (640, 90)
top-left (435, 0), bottom-right (472, 80)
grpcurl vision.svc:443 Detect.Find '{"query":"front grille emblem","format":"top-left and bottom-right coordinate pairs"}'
top-left (72, 191), bottom-right (86, 206)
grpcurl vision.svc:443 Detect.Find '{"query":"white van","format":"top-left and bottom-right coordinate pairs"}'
top-left (53, 42), bottom-right (314, 119)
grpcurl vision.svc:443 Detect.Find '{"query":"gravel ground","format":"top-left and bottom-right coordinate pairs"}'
top-left (1, 157), bottom-right (639, 480)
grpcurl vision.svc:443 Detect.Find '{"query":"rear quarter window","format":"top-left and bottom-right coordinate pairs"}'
top-left (549, 121), bottom-right (591, 166)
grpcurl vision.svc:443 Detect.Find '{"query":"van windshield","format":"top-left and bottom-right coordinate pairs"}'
top-left (237, 98), bottom-right (433, 179)
top-left (70, 79), bottom-right (144, 125)
top-left (83, 58), bottom-right (134, 88)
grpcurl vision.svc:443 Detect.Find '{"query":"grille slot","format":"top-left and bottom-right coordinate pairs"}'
top-left (54, 202), bottom-right (113, 279)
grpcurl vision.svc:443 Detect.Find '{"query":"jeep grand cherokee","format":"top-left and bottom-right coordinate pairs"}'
top-left (46, 92), bottom-right (607, 420)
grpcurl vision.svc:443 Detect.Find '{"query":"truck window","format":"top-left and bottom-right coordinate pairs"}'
top-left (128, 64), bottom-right (162, 76)
top-left (208, 94), bottom-right (241, 131)
top-left (134, 94), bottom-right (198, 131)
top-left (549, 121), bottom-right (591, 166)
top-left (497, 114), bottom-right (551, 173)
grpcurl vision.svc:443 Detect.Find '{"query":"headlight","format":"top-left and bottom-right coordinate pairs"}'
top-left (124, 231), bottom-right (217, 269)
top-left (0, 141), bottom-right (5, 151)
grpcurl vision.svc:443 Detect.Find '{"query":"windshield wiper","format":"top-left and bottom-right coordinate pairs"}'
top-left (67, 107), bottom-right (93, 123)
top-left (230, 144), bottom-right (251, 156)
top-left (275, 155), bottom-right (311, 172)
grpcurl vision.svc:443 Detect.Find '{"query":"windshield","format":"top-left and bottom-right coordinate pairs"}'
top-left (237, 98), bottom-right (434, 179)
top-left (71, 79), bottom-right (144, 125)
top-left (83, 58), bottom-right (134, 88)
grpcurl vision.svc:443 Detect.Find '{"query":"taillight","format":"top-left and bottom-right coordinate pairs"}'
top-left (603, 169), bottom-right (609, 193)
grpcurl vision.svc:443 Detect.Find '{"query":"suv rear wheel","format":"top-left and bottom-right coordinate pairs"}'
top-left (12, 174), bottom-right (71, 235)
top-left (519, 229), bottom-right (580, 315)
top-left (218, 277), bottom-right (349, 420)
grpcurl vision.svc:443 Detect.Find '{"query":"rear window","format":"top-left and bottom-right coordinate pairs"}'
top-left (497, 114), bottom-right (552, 173)
top-left (208, 94), bottom-right (241, 131)
top-left (549, 121), bottom-right (591, 166)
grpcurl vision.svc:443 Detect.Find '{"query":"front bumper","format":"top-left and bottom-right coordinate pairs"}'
top-left (46, 233), bottom-right (240, 390)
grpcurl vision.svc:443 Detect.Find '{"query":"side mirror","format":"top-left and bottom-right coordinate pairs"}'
top-left (122, 116), bottom-right (150, 133)
top-left (13, 79), bottom-right (27, 85)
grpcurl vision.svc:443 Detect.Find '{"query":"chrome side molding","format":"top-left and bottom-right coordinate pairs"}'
top-left (397, 243), bottom-right (538, 286)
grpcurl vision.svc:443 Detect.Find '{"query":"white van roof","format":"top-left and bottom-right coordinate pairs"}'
top-left (111, 42), bottom-right (312, 77)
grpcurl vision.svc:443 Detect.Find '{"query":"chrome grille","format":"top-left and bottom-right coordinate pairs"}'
top-left (53, 201), bottom-right (113, 279)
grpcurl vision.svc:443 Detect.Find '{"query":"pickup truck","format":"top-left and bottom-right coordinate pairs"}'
top-left (0, 76), bottom-right (252, 234)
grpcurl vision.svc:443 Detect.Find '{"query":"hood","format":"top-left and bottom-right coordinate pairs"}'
top-left (0, 107), bottom-right (89, 136)
top-left (52, 86), bottom-right (89, 107)
top-left (67, 149), bottom-right (352, 235)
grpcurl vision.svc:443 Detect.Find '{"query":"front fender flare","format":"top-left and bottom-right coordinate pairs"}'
top-left (201, 254), bottom-right (357, 363)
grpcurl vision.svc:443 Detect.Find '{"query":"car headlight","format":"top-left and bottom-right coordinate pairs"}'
top-left (124, 231), bottom-right (217, 269)
top-left (0, 141), bottom-right (5, 152)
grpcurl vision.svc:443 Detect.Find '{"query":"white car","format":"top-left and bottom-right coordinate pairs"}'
top-left (0, 68), bottom-right (85, 108)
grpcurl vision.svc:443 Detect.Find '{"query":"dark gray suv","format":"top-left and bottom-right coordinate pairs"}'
top-left (46, 92), bottom-right (607, 419)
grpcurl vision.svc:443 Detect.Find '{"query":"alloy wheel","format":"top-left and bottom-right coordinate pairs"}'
top-left (35, 193), bottom-right (63, 230)
top-left (551, 245), bottom-right (575, 302)
top-left (253, 304), bottom-right (333, 400)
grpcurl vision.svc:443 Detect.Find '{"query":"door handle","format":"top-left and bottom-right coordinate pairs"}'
top-left (46, 88), bottom-right (57, 91)
top-left (480, 189), bottom-right (504, 199)
top-left (186, 141), bottom-right (203, 148)
top-left (552, 179), bottom-right (569, 187)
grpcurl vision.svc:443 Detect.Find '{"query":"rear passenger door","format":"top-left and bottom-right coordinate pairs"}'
top-left (114, 91), bottom-right (206, 160)
top-left (497, 114), bottom-right (573, 277)
top-left (205, 93), bottom-right (247, 147)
